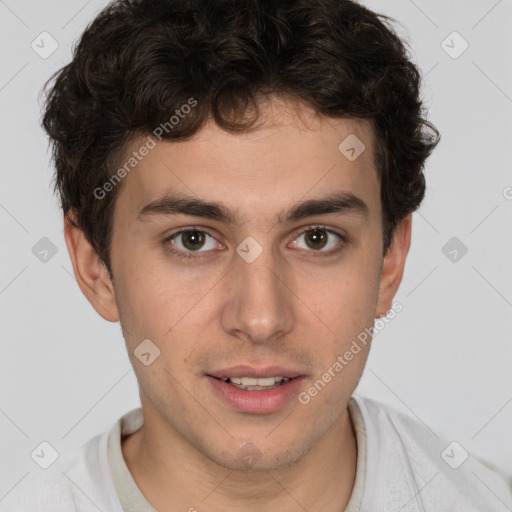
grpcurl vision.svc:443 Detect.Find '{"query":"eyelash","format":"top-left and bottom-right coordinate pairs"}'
top-left (164, 225), bottom-right (347, 261)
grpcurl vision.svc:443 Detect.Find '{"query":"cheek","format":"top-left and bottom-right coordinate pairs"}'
top-left (306, 256), bottom-right (381, 336)
top-left (113, 250), bottom-right (219, 345)
top-left (303, 264), bottom-right (379, 391)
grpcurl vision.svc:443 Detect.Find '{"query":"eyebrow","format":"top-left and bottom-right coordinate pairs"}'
top-left (136, 190), bottom-right (369, 225)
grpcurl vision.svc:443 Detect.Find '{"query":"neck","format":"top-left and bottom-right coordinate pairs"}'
top-left (122, 405), bottom-right (358, 512)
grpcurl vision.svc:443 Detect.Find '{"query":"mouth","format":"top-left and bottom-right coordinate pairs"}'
top-left (209, 375), bottom-right (294, 391)
top-left (205, 369), bottom-right (307, 414)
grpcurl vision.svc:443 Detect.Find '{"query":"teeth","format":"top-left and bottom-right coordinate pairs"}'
top-left (229, 376), bottom-right (289, 386)
top-left (215, 376), bottom-right (293, 390)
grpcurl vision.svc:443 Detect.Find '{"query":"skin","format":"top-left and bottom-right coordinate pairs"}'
top-left (64, 95), bottom-right (411, 511)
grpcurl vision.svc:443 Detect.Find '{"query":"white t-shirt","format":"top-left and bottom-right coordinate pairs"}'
top-left (1, 394), bottom-right (510, 511)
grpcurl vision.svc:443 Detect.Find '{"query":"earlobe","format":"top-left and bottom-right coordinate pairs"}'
top-left (63, 213), bottom-right (120, 323)
top-left (375, 215), bottom-right (412, 318)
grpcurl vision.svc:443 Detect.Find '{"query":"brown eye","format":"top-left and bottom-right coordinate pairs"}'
top-left (168, 229), bottom-right (218, 254)
top-left (180, 230), bottom-right (206, 251)
top-left (304, 228), bottom-right (328, 250)
top-left (293, 226), bottom-right (344, 254)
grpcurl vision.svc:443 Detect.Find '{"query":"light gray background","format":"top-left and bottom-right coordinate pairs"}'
top-left (1, 0), bottom-right (511, 501)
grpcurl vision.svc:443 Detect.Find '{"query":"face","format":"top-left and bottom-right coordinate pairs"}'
top-left (70, 96), bottom-right (409, 472)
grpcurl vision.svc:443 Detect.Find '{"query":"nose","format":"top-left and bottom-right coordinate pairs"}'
top-left (219, 239), bottom-right (295, 345)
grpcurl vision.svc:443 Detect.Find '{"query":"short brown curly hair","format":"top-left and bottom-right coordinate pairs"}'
top-left (42, 0), bottom-right (440, 273)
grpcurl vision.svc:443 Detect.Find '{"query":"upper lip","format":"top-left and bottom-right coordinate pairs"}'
top-left (207, 365), bottom-right (305, 379)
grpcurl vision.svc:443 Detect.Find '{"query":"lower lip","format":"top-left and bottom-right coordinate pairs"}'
top-left (205, 376), bottom-right (306, 414)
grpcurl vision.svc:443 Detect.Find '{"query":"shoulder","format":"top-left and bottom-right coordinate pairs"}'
top-left (0, 431), bottom-right (123, 512)
top-left (351, 394), bottom-right (512, 512)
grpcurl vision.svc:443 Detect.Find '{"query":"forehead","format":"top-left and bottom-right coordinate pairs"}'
top-left (113, 96), bottom-right (380, 225)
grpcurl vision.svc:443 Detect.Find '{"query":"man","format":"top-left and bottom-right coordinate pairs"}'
top-left (5, 0), bottom-right (511, 510)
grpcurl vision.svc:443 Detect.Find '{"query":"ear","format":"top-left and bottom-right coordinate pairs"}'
top-left (63, 213), bottom-right (120, 322)
top-left (375, 214), bottom-right (412, 318)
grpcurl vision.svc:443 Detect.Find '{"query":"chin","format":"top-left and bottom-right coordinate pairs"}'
top-left (212, 438), bottom-right (312, 473)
